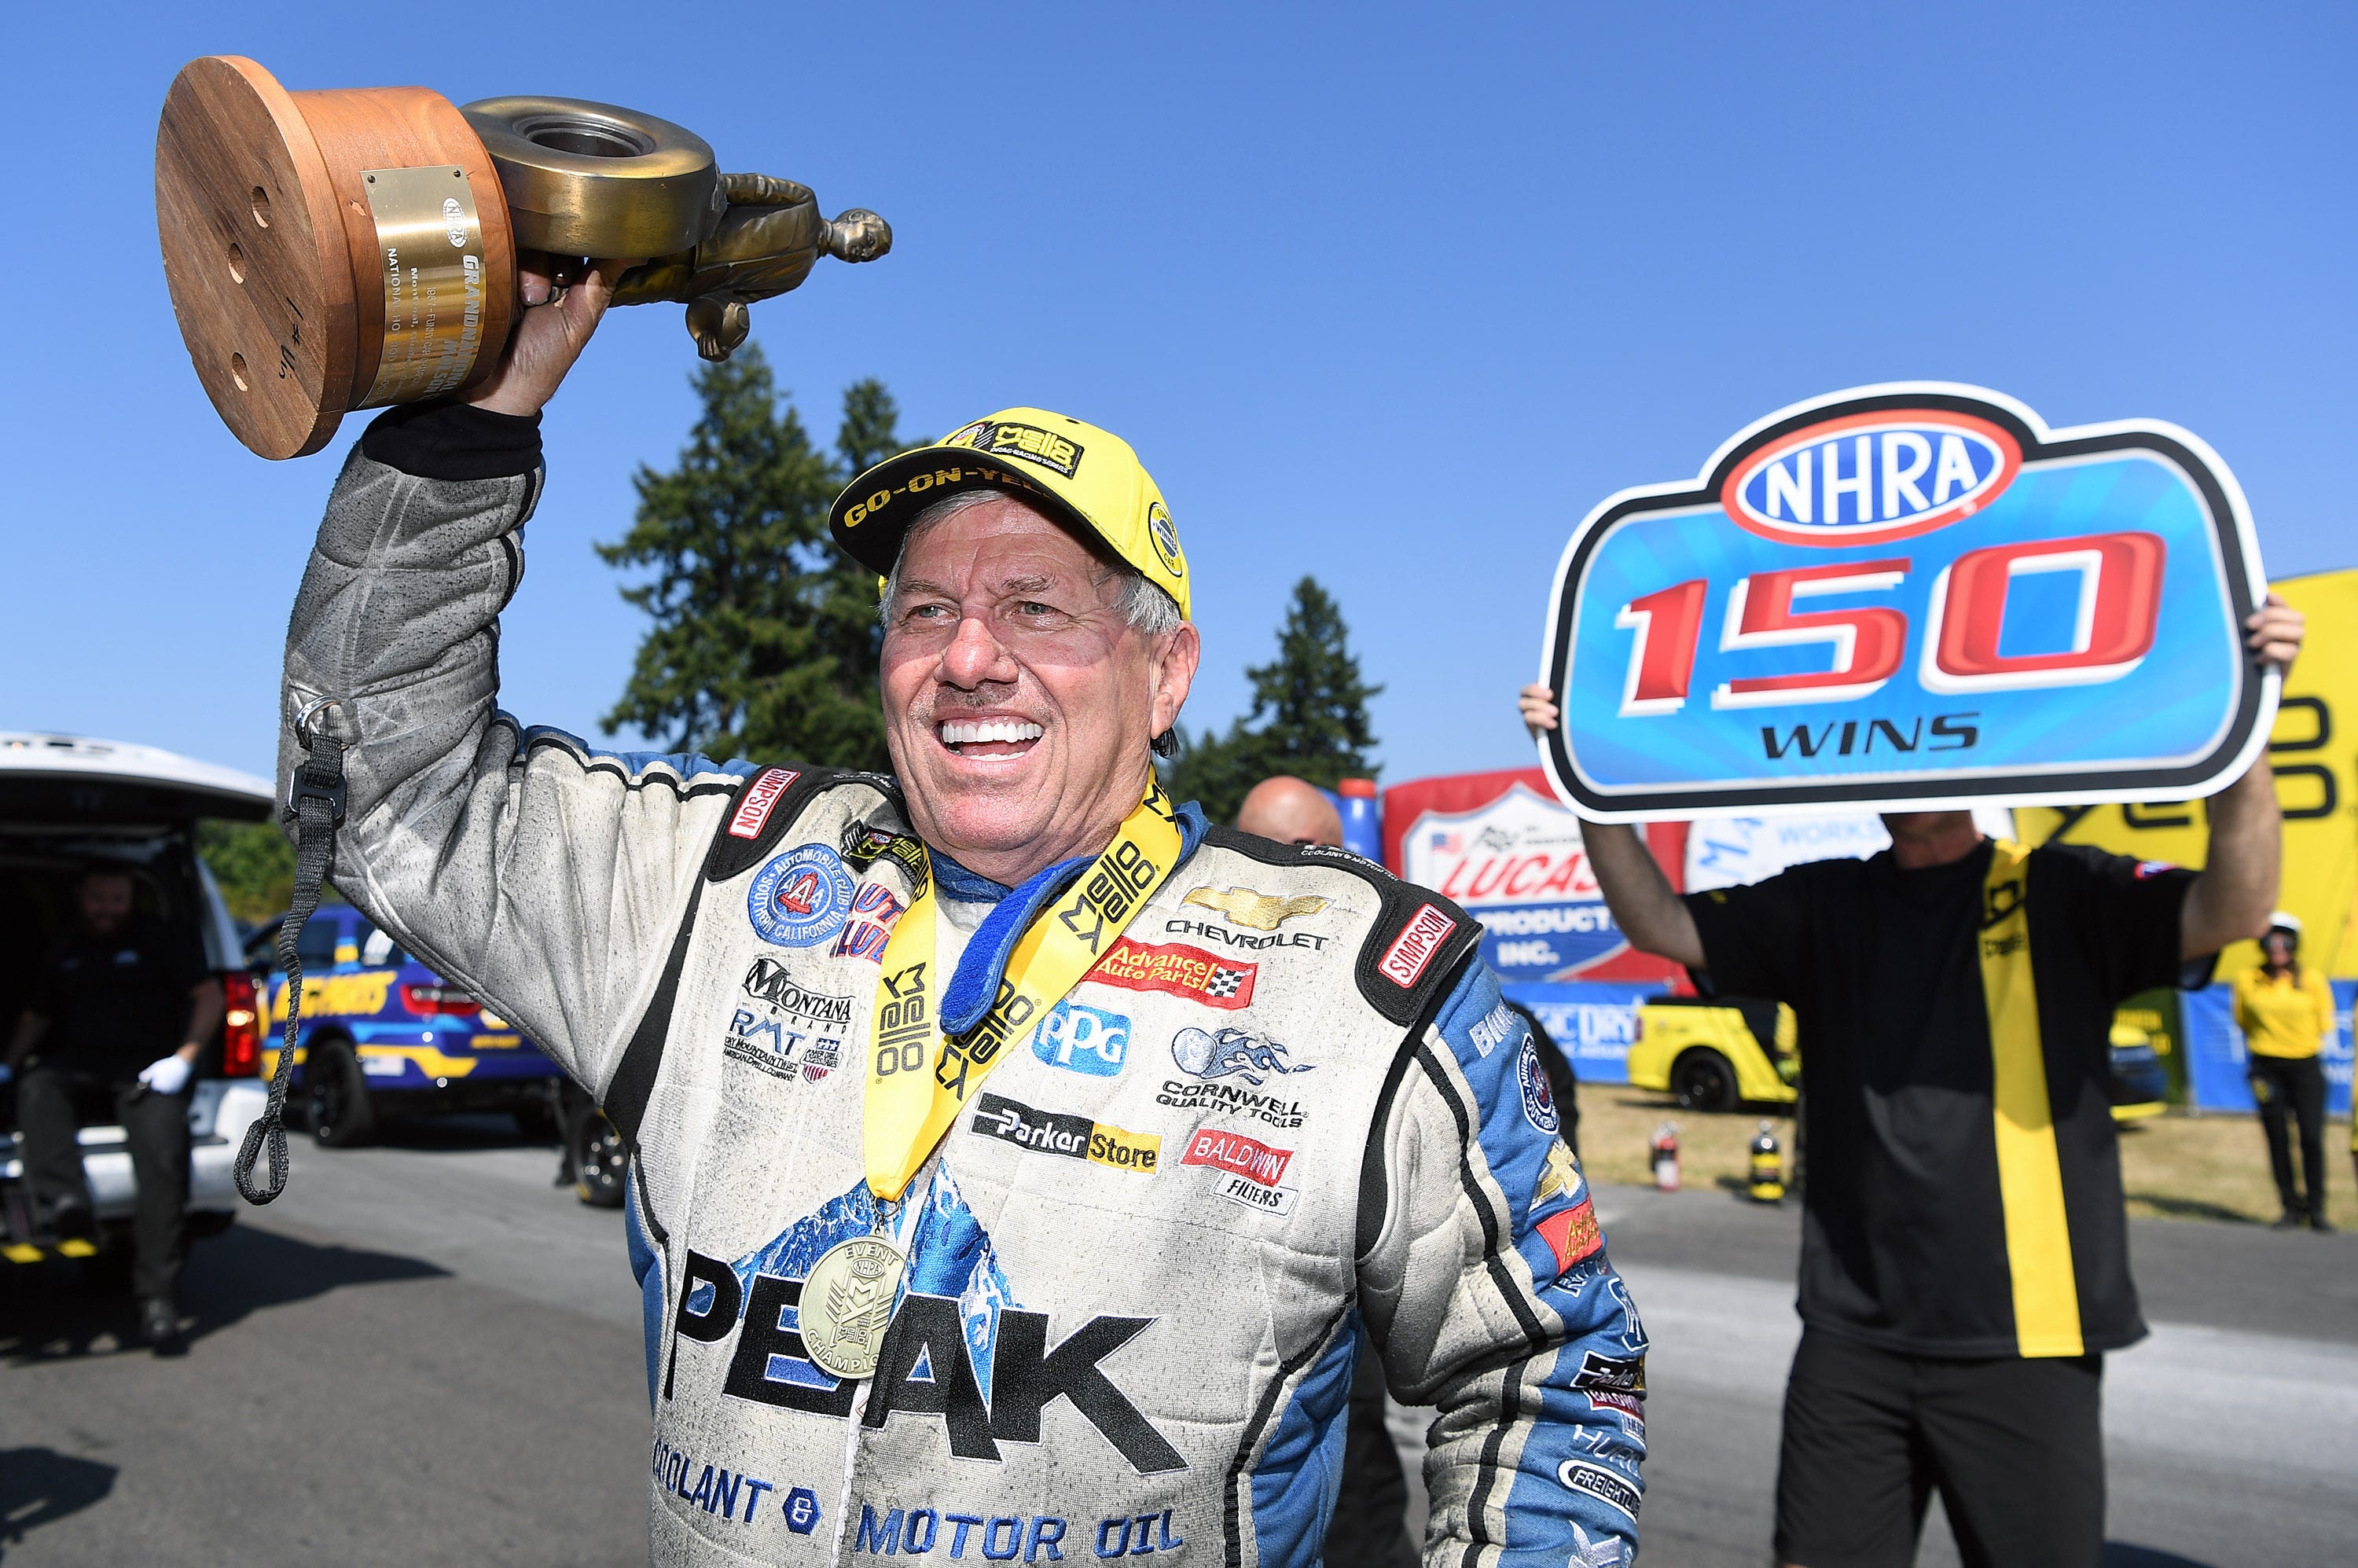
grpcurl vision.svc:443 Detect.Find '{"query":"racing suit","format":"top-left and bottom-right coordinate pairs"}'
top-left (278, 409), bottom-right (1648, 1566)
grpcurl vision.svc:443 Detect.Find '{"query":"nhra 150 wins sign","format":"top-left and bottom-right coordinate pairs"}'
top-left (1539, 384), bottom-right (2275, 819)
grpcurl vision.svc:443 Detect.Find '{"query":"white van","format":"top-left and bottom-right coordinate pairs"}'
top-left (0, 733), bottom-right (272, 1272)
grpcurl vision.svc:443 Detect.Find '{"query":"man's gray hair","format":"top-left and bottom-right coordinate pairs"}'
top-left (879, 489), bottom-right (1183, 636)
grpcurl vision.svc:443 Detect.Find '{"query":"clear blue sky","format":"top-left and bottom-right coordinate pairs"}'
top-left (4, 2), bottom-right (2350, 788)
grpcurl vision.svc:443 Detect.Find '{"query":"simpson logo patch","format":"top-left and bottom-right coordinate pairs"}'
top-left (727, 767), bottom-right (799, 839)
top-left (1089, 937), bottom-right (1256, 1010)
top-left (968, 1092), bottom-right (1159, 1173)
top-left (1378, 903), bottom-right (1457, 987)
top-left (971, 420), bottom-right (1083, 478)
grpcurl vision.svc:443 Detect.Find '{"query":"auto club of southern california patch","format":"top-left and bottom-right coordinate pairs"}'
top-left (748, 845), bottom-right (855, 948)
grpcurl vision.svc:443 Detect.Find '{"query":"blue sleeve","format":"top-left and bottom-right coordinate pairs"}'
top-left (1406, 960), bottom-right (1647, 1566)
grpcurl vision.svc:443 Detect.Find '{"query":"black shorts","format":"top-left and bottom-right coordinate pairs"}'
top-left (1775, 1327), bottom-right (2103, 1568)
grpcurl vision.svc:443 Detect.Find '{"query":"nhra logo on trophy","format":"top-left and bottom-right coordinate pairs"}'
top-left (153, 57), bottom-right (890, 459)
top-left (1538, 383), bottom-right (2275, 819)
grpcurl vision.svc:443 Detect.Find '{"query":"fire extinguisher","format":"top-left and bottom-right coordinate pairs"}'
top-left (1651, 1122), bottom-right (1680, 1192)
top-left (1749, 1120), bottom-right (1787, 1203)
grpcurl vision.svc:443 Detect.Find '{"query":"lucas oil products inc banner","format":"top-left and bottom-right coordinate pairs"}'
top-left (1538, 384), bottom-right (2275, 820)
top-left (1382, 769), bottom-right (1685, 986)
top-left (1383, 769), bottom-right (1687, 1085)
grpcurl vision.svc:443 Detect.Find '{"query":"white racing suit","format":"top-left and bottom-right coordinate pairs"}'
top-left (278, 413), bottom-right (1648, 1566)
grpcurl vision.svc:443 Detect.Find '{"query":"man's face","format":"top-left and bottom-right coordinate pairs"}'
top-left (77, 874), bottom-right (133, 938)
top-left (879, 497), bottom-right (1199, 879)
top-left (1879, 810), bottom-right (1978, 842)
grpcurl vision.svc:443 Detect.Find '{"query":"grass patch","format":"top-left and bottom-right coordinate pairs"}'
top-left (1574, 1084), bottom-right (2354, 1225)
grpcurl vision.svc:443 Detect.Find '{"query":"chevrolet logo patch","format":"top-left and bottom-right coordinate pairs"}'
top-left (1181, 887), bottom-right (1331, 932)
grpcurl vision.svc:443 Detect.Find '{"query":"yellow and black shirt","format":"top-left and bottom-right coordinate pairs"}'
top-left (1687, 840), bottom-right (2200, 1360)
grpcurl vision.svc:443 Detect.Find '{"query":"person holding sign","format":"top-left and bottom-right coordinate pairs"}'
top-left (268, 257), bottom-right (1647, 1566)
top-left (2234, 913), bottom-right (2335, 1232)
top-left (1521, 592), bottom-right (2298, 1568)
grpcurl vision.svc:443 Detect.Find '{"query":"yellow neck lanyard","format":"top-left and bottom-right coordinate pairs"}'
top-left (864, 777), bottom-right (1184, 1200)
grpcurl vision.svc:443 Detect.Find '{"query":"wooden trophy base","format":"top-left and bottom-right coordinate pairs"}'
top-left (156, 57), bottom-right (517, 460)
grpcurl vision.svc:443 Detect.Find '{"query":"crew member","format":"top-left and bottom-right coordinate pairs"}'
top-left (7, 866), bottom-right (222, 1351)
top-left (1519, 604), bottom-right (2297, 1568)
top-left (274, 259), bottom-right (1647, 1565)
top-left (1235, 776), bottom-right (1344, 850)
top-left (2235, 913), bottom-right (2334, 1232)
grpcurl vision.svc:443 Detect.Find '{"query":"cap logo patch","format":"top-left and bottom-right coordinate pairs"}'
top-left (1148, 501), bottom-right (1183, 576)
top-left (976, 420), bottom-right (1084, 479)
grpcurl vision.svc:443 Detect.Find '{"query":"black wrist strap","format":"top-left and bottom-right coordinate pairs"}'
top-left (233, 732), bottom-right (347, 1204)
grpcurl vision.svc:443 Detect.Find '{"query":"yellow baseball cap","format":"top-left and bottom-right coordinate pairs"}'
top-left (828, 406), bottom-right (1191, 621)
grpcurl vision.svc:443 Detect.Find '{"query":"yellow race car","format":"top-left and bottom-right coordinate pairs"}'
top-left (1629, 995), bottom-right (2172, 1122)
top-left (1629, 997), bottom-right (1798, 1113)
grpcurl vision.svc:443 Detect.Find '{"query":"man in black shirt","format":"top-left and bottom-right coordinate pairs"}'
top-left (1515, 593), bottom-right (2301, 1568)
top-left (6, 867), bottom-right (222, 1350)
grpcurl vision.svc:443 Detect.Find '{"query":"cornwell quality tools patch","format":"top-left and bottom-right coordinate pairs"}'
top-left (967, 1092), bottom-right (1161, 1174)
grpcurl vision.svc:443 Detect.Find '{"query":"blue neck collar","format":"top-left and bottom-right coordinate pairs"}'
top-left (929, 799), bottom-right (1210, 1034)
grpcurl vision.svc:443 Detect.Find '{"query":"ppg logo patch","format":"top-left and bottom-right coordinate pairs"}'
top-left (1032, 1001), bottom-right (1132, 1077)
top-left (747, 845), bottom-right (854, 948)
top-left (1518, 1034), bottom-right (1560, 1135)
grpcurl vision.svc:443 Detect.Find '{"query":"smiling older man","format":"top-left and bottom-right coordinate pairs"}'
top-left (274, 262), bottom-right (1646, 1566)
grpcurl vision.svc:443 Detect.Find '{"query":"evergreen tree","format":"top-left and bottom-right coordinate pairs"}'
top-left (599, 352), bottom-right (918, 769)
top-left (196, 819), bottom-right (297, 925)
top-left (1166, 575), bottom-right (1382, 823)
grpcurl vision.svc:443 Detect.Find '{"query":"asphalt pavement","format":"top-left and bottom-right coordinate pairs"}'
top-left (3, 1122), bottom-right (2352, 1566)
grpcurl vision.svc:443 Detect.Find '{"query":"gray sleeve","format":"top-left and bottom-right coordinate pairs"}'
top-left (277, 445), bottom-right (747, 1098)
top-left (1359, 960), bottom-right (1647, 1565)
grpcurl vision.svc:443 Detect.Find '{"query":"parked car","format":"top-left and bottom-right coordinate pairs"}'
top-left (245, 905), bottom-right (567, 1146)
top-left (1629, 992), bottom-right (2174, 1122)
top-left (0, 733), bottom-right (270, 1275)
top-left (557, 1079), bottom-right (627, 1209)
top-left (1628, 995), bottom-right (1798, 1112)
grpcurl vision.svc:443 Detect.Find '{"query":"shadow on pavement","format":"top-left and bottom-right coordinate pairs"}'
top-left (367, 1110), bottom-right (560, 1155)
top-left (2125, 1192), bottom-right (2259, 1225)
top-left (0, 1221), bottom-right (446, 1364)
top-left (2104, 1545), bottom-right (2217, 1567)
top-left (0, 1447), bottom-right (117, 1562)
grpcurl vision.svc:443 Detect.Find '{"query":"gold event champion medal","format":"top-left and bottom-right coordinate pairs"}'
top-left (801, 1236), bottom-right (905, 1380)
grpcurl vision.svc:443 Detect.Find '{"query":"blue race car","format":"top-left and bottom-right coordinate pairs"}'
top-left (247, 905), bottom-right (565, 1147)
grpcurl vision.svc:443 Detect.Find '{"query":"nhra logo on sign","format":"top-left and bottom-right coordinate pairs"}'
top-left (1722, 409), bottom-right (2020, 545)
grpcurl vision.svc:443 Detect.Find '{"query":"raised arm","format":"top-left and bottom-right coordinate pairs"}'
top-left (2182, 594), bottom-right (2304, 958)
top-left (276, 256), bottom-right (745, 1096)
top-left (1520, 681), bottom-right (1702, 970)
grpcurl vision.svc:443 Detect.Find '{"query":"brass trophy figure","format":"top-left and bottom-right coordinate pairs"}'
top-left (155, 57), bottom-right (890, 459)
